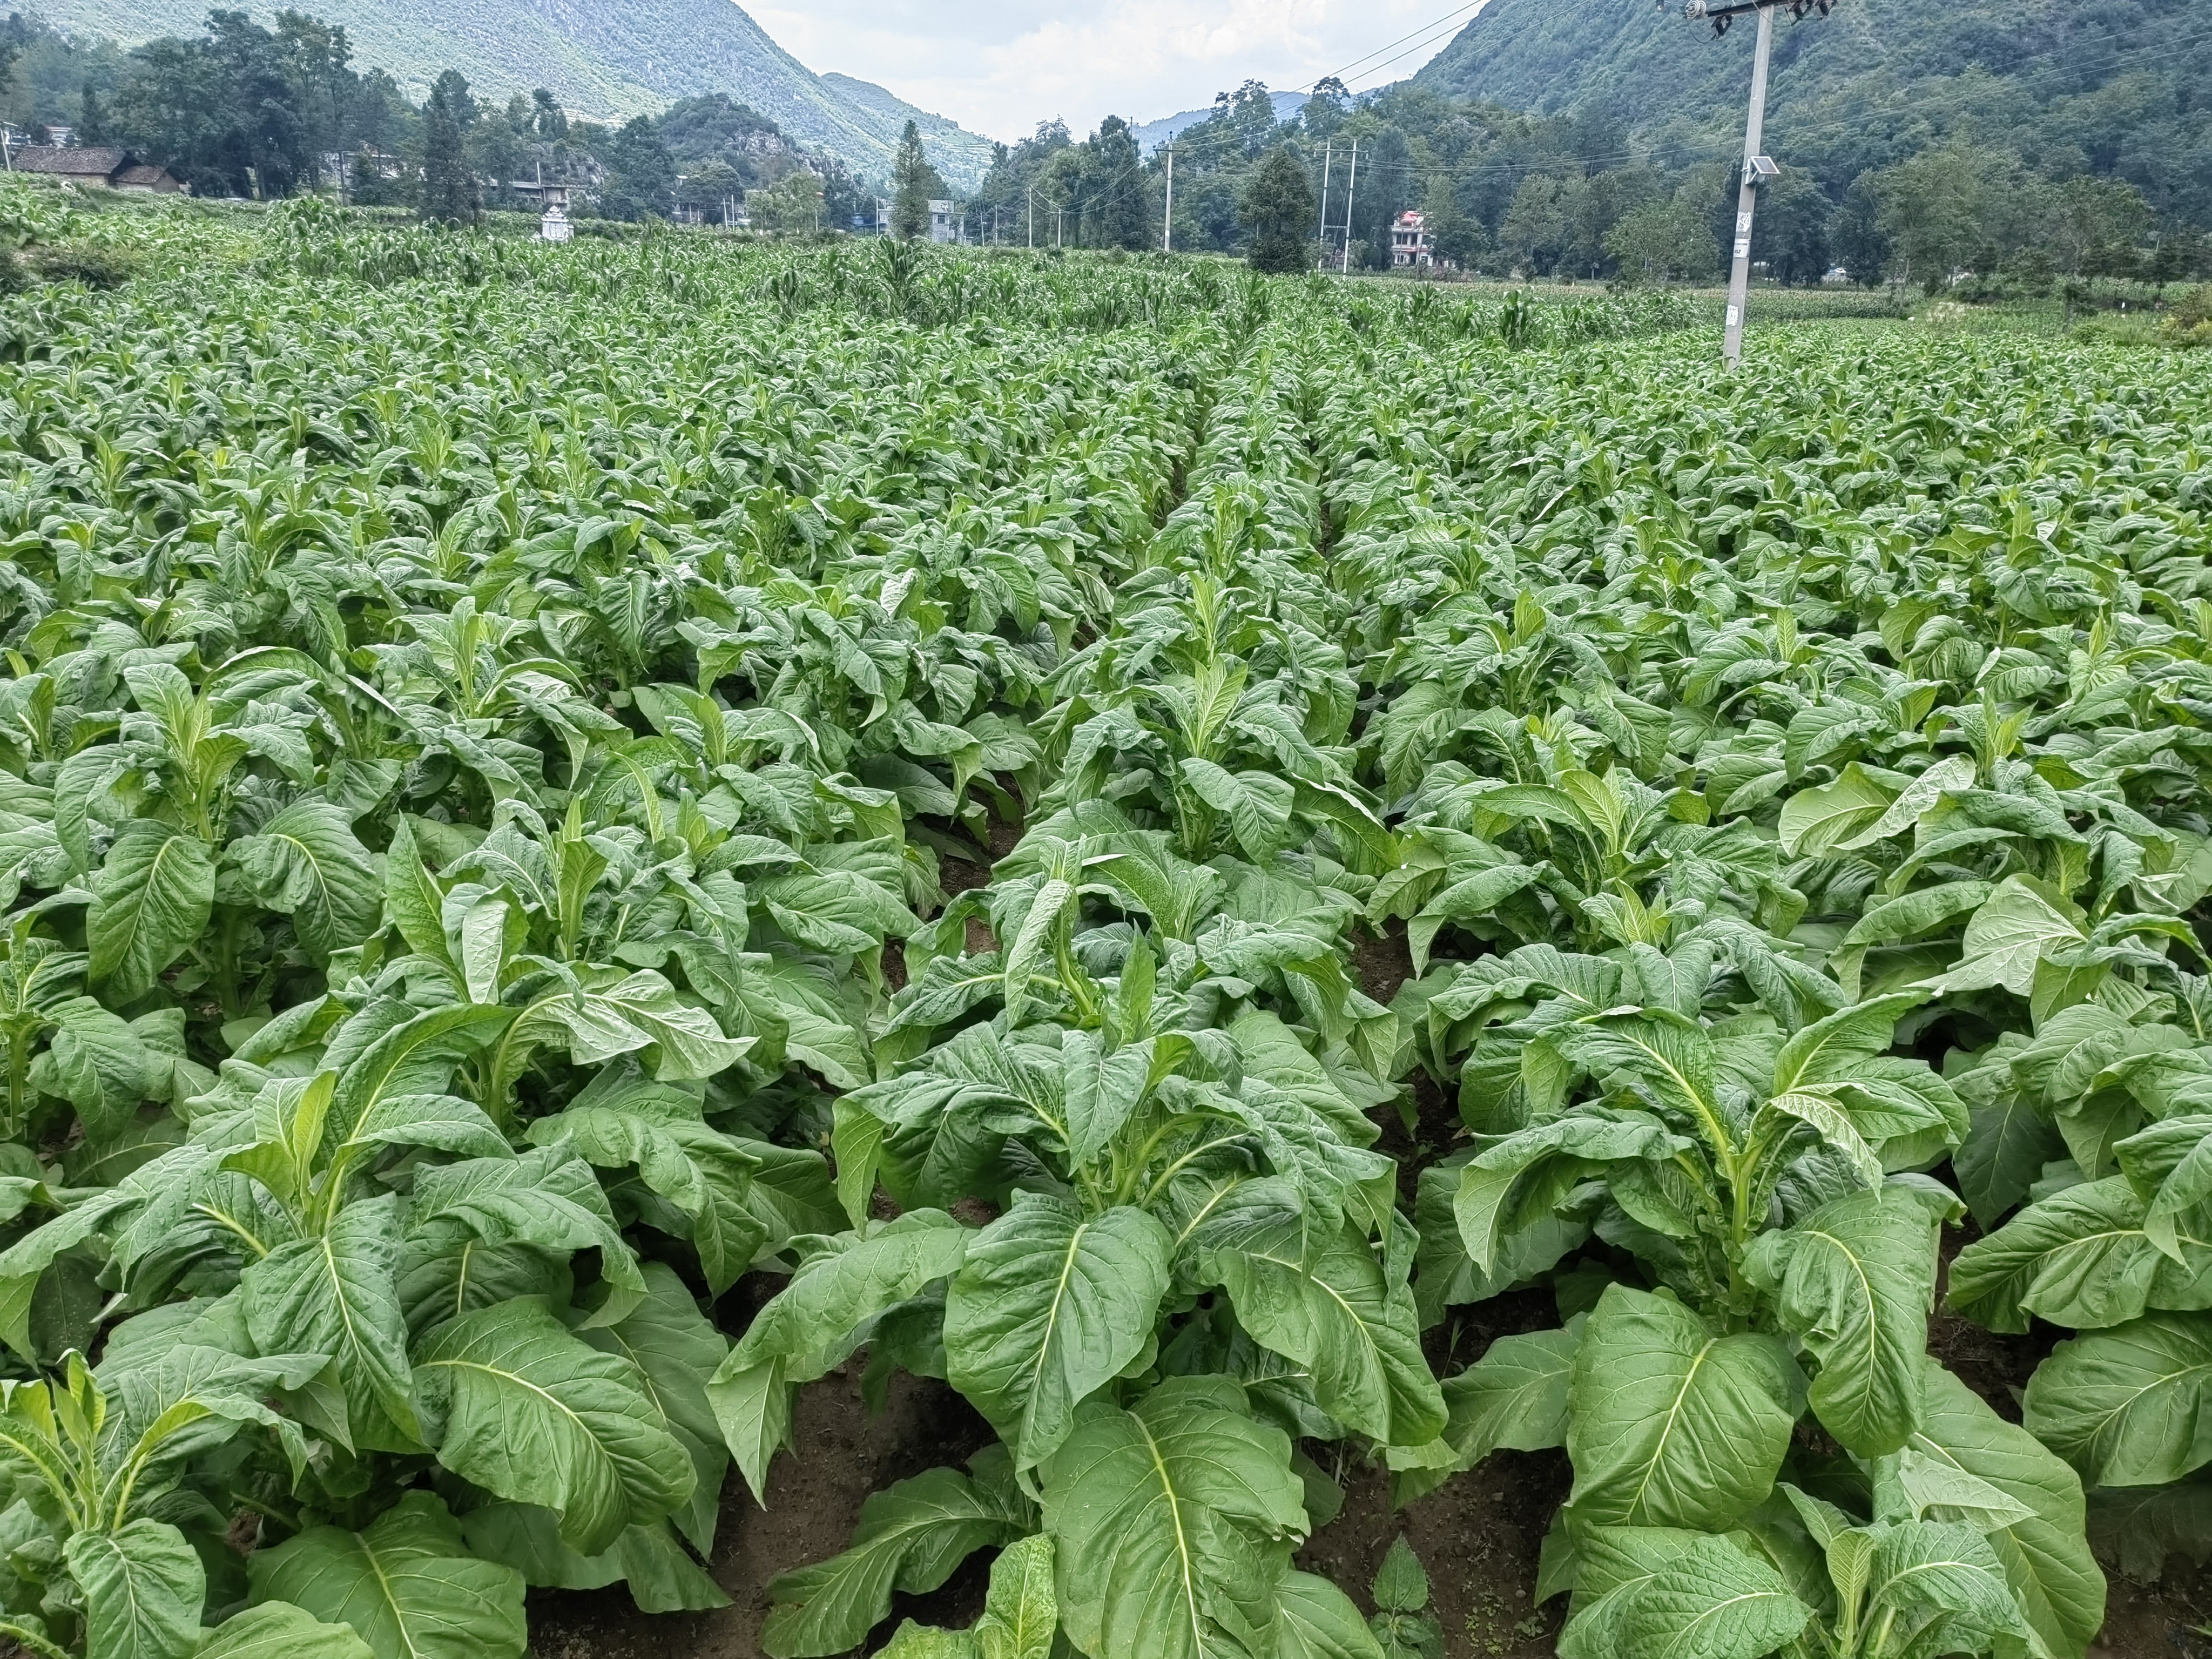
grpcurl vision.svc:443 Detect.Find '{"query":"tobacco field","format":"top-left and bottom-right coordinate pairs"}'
top-left (0, 192), bottom-right (2205, 1659)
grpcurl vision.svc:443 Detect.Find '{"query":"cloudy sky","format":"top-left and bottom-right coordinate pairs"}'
top-left (744, 0), bottom-right (1491, 141)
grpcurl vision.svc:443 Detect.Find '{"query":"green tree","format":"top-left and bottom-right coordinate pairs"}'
top-left (1750, 168), bottom-right (1832, 285)
top-left (1602, 196), bottom-right (1717, 285)
top-left (1089, 115), bottom-right (1148, 250)
top-left (110, 11), bottom-right (322, 198)
top-left (1425, 195), bottom-right (1489, 270)
top-left (678, 158), bottom-right (743, 219)
top-left (1239, 143), bottom-right (1314, 274)
top-left (1500, 172), bottom-right (1575, 275)
top-left (597, 114), bottom-right (675, 221)
top-left (748, 167), bottom-right (823, 232)
top-left (2047, 174), bottom-right (2152, 276)
top-left (1300, 76), bottom-right (1348, 142)
top-left (464, 99), bottom-right (524, 211)
top-left (531, 87), bottom-right (567, 141)
top-left (419, 69), bottom-right (477, 226)
top-left (892, 119), bottom-right (934, 240)
top-left (1829, 170), bottom-right (1889, 287)
top-left (1872, 145), bottom-right (2041, 293)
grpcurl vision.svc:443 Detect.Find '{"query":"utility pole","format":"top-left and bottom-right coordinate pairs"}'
top-left (1162, 144), bottom-right (1174, 253)
top-left (1339, 139), bottom-right (1358, 275)
top-left (1027, 185), bottom-right (1034, 248)
top-left (1682, 0), bottom-right (1833, 367)
top-left (1318, 139), bottom-right (1332, 268)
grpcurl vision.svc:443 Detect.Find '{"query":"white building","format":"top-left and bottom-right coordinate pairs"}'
top-left (530, 180), bottom-right (572, 242)
top-left (1390, 210), bottom-right (1434, 269)
top-left (873, 198), bottom-right (960, 242)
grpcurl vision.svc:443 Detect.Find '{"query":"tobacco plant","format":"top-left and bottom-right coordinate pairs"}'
top-left (0, 200), bottom-right (2199, 1659)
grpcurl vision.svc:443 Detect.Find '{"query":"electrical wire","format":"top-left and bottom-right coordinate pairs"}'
top-left (1288, 0), bottom-right (1498, 94)
top-left (983, 2), bottom-right (2212, 231)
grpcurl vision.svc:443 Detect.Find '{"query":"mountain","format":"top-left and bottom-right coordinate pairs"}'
top-left (1132, 91), bottom-right (1307, 154)
top-left (1410, 0), bottom-right (2210, 218)
top-left (28, 0), bottom-right (997, 185)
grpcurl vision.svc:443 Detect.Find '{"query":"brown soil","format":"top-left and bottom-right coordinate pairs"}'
top-left (527, 1366), bottom-right (994, 1658)
top-left (522, 981), bottom-right (2210, 1659)
top-left (1297, 1448), bottom-right (1571, 1658)
top-left (521, 1345), bottom-right (2212, 1659)
top-left (1351, 920), bottom-right (1415, 1008)
top-left (2096, 1574), bottom-right (2212, 1659)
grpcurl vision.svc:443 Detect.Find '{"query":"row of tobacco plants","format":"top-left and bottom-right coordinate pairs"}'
top-left (0, 204), bottom-right (2200, 1659)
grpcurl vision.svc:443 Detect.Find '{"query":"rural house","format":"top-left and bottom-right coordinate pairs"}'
top-left (1390, 209), bottom-right (1434, 268)
top-left (10, 146), bottom-right (186, 193)
top-left (872, 198), bottom-right (960, 241)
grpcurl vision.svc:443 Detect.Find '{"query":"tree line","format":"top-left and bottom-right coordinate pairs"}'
top-left (965, 78), bottom-right (2212, 289)
top-left (0, 8), bottom-right (873, 227)
top-left (10, 4), bottom-right (2207, 288)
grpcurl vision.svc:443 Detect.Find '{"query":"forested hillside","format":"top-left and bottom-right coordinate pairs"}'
top-left (25, 0), bottom-right (993, 184)
top-left (1413, 0), bottom-right (2211, 224)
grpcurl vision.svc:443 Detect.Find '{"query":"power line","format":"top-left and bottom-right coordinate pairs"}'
top-left (962, 3), bottom-right (2212, 245)
top-left (1339, 8), bottom-right (1502, 91)
top-left (1251, 14), bottom-right (2212, 189)
top-left (1288, 0), bottom-right (1495, 95)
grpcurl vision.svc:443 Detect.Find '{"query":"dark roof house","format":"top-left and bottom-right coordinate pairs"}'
top-left (10, 146), bottom-right (186, 193)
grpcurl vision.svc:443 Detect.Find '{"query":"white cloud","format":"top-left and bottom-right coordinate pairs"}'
top-left (743, 0), bottom-right (1480, 142)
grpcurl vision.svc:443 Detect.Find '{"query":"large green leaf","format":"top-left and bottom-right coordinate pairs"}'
top-left (230, 801), bottom-right (381, 958)
top-left (413, 1296), bottom-right (694, 1555)
top-left (68, 1519), bottom-right (205, 1659)
top-left (1777, 764), bottom-right (1891, 857)
top-left (87, 821), bottom-right (215, 1000)
top-left (975, 1533), bottom-right (1058, 1659)
top-left (2022, 1311), bottom-right (2212, 1488)
top-left (1906, 1359), bottom-right (2106, 1659)
top-left (1945, 1175), bottom-right (2192, 1333)
top-left (591, 969), bottom-right (755, 1079)
top-left (1559, 1528), bottom-right (1810, 1659)
top-left (527, 1079), bottom-right (766, 1292)
top-left (329, 1003), bottom-right (514, 1143)
top-left (1550, 1014), bottom-right (1729, 1157)
top-left (1924, 876), bottom-right (2087, 997)
top-left (407, 1144), bottom-right (646, 1312)
top-left (761, 1453), bottom-right (1030, 1659)
top-left (1397, 1324), bottom-right (1577, 1501)
top-left (1562, 1285), bottom-right (1796, 1531)
top-left (1277, 1571), bottom-right (1386, 1659)
top-left (1741, 1187), bottom-right (1937, 1456)
top-left (945, 1196), bottom-right (1172, 1471)
top-left (195, 1603), bottom-right (376, 1659)
top-left (1768, 992), bottom-right (1925, 1094)
top-left (1955, 1092), bottom-right (2066, 1228)
top-left (240, 1193), bottom-right (420, 1452)
top-left (577, 1260), bottom-right (730, 1554)
top-left (709, 1209), bottom-right (969, 1500)
top-left (1407, 865), bottom-right (1541, 977)
top-left (247, 1491), bottom-right (527, 1659)
top-left (1191, 1204), bottom-right (1445, 1449)
top-left (32, 996), bottom-right (154, 1134)
top-left (1041, 1376), bottom-right (1309, 1659)
top-left (1181, 758), bottom-right (1296, 861)
top-left (1863, 1519), bottom-right (2029, 1656)
top-left (1059, 1028), bottom-right (1151, 1170)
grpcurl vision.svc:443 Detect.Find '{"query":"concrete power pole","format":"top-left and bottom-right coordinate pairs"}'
top-left (1339, 140), bottom-right (1358, 275)
top-left (1684, 0), bottom-right (1835, 368)
top-left (1028, 184), bottom-right (1034, 248)
top-left (1163, 144), bottom-right (1174, 253)
top-left (1317, 140), bottom-right (1332, 268)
